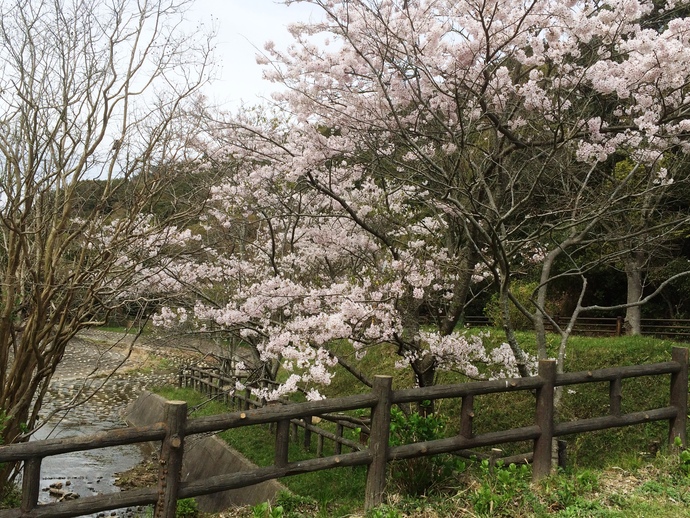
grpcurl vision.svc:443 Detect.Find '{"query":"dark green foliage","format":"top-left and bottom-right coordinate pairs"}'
top-left (175, 498), bottom-right (198, 518)
top-left (388, 407), bottom-right (466, 495)
top-left (484, 280), bottom-right (543, 330)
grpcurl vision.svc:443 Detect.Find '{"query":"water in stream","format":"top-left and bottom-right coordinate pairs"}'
top-left (15, 333), bottom-right (194, 517)
top-left (32, 370), bottom-right (175, 517)
top-left (33, 377), bottom-right (142, 517)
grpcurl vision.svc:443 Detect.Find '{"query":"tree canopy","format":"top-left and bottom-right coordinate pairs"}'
top-left (153, 0), bottom-right (690, 399)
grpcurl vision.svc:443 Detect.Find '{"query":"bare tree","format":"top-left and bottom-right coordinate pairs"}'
top-left (0, 0), bottom-right (214, 489)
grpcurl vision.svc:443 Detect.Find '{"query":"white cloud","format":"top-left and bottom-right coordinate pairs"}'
top-left (188, 0), bottom-right (318, 109)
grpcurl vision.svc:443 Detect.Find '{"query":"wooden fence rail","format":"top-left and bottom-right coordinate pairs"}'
top-left (178, 366), bottom-right (368, 454)
top-left (464, 316), bottom-right (690, 339)
top-left (0, 347), bottom-right (686, 518)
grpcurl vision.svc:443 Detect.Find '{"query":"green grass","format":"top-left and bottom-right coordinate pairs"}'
top-left (153, 333), bottom-right (690, 517)
top-left (154, 386), bottom-right (366, 517)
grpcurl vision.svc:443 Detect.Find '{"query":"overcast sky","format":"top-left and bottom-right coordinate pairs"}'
top-left (188, 0), bottom-right (318, 110)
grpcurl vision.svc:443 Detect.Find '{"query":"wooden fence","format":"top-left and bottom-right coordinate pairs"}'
top-left (0, 347), bottom-right (687, 518)
top-left (178, 366), bottom-right (368, 455)
top-left (464, 315), bottom-right (690, 339)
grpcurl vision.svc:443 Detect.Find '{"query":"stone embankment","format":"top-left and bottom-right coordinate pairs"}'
top-left (124, 391), bottom-right (284, 513)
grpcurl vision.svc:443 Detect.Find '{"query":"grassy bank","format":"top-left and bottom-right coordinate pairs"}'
top-left (153, 333), bottom-right (690, 517)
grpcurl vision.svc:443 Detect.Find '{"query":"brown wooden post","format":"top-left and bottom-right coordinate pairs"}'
top-left (533, 360), bottom-right (556, 481)
top-left (609, 377), bottom-right (622, 417)
top-left (557, 440), bottom-right (568, 470)
top-left (21, 457), bottom-right (41, 512)
top-left (275, 420), bottom-right (290, 467)
top-left (616, 316), bottom-right (623, 337)
top-left (335, 423), bottom-right (343, 455)
top-left (155, 400), bottom-right (187, 518)
top-left (317, 435), bottom-right (324, 457)
top-left (365, 375), bottom-right (393, 511)
top-left (460, 395), bottom-right (474, 438)
top-left (669, 347), bottom-right (689, 447)
top-left (291, 421), bottom-right (299, 443)
top-left (303, 416), bottom-right (312, 451)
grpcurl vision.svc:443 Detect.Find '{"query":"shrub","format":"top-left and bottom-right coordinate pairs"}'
top-left (388, 407), bottom-right (466, 495)
top-left (484, 280), bottom-right (548, 330)
top-left (175, 498), bottom-right (198, 518)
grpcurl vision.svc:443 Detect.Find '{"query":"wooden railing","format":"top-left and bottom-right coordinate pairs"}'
top-left (0, 347), bottom-right (686, 518)
top-left (178, 366), bottom-right (367, 455)
top-left (465, 316), bottom-right (690, 339)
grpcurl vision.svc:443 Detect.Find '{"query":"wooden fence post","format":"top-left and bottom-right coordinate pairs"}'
top-left (303, 416), bottom-right (312, 451)
top-left (155, 400), bottom-right (187, 518)
top-left (670, 347), bottom-right (689, 447)
top-left (365, 375), bottom-right (393, 511)
top-left (335, 423), bottom-right (344, 455)
top-left (21, 457), bottom-right (41, 512)
top-left (460, 395), bottom-right (474, 439)
top-left (275, 420), bottom-right (290, 468)
top-left (533, 360), bottom-right (556, 481)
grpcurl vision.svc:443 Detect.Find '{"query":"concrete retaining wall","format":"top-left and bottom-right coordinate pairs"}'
top-left (124, 391), bottom-right (284, 512)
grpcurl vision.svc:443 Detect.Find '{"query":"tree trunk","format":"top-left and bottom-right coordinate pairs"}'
top-left (534, 248), bottom-right (561, 360)
top-left (499, 289), bottom-right (531, 377)
top-left (624, 251), bottom-right (645, 336)
top-left (412, 353), bottom-right (436, 416)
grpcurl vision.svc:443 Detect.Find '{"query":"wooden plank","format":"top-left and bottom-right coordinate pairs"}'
top-left (0, 425), bottom-right (166, 463)
top-left (298, 421), bottom-right (361, 452)
top-left (556, 361), bottom-right (680, 386)
top-left (0, 487), bottom-right (158, 518)
top-left (392, 376), bottom-right (543, 404)
top-left (186, 393), bottom-right (378, 435)
top-left (554, 406), bottom-right (678, 436)
top-left (389, 425), bottom-right (541, 460)
top-left (179, 450), bottom-right (372, 500)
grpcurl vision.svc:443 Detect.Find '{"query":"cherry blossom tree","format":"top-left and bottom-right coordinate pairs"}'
top-left (162, 0), bottom-right (690, 400)
top-left (0, 0), bottom-right (213, 489)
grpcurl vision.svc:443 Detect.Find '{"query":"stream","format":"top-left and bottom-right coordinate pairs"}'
top-left (26, 335), bottom-right (178, 517)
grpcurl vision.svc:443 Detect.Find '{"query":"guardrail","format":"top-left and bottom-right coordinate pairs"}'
top-left (0, 347), bottom-right (686, 518)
